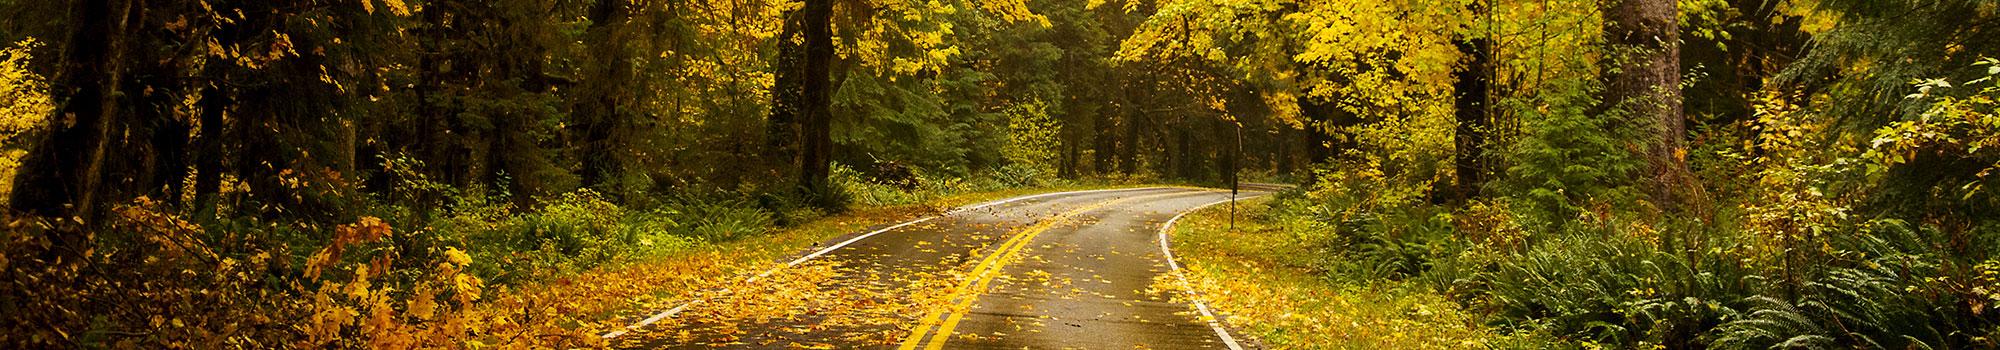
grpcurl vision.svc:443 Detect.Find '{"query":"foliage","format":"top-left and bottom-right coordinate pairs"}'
top-left (7, 0), bottom-right (2000, 347)
top-left (451, 190), bottom-right (696, 284)
top-left (1865, 59), bottom-right (2000, 216)
top-left (1496, 79), bottom-right (1644, 230)
top-left (0, 38), bottom-right (44, 197)
top-left (1714, 220), bottom-right (1995, 349)
top-left (662, 193), bottom-right (775, 242)
top-left (1233, 56), bottom-right (2000, 350)
top-left (0, 201), bottom-right (604, 348)
top-left (1166, 196), bottom-right (1516, 349)
top-left (1002, 99), bottom-right (1062, 176)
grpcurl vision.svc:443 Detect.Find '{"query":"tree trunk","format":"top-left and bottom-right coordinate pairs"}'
top-left (1297, 96), bottom-right (1342, 185)
top-left (1603, 0), bottom-right (1696, 211)
top-left (1172, 125), bottom-right (1192, 179)
top-left (1060, 136), bottom-right (1079, 179)
top-left (192, 64), bottom-right (229, 216)
top-left (412, 3), bottom-right (446, 215)
top-left (141, 78), bottom-right (190, 208)
top-left (1275, 126), bottom-right (1293, 175)
top-left (1120, 107), bottom-right (1141, 175)
top-left (1092, 111), bottom-right (1115, 174)
top-left (797, 0), bottom-right (835, 202)
top-left (767, 11), bottom-right (804, 184)
top-left (1452, 36), bottom-right (1493, 202)
top-left (580, 0), bottom-right (630, 192)
top-left (10, 0), bottom-right (137, 222)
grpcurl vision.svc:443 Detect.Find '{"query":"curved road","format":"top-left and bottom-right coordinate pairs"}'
top-left (608, 186), bottom-right (1277, 349)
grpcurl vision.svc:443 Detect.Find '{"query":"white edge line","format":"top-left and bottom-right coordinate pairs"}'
top-left (1158, 195), bottom-right (1267, 350)
top-left (598, 186), bottom-right (1171, 339)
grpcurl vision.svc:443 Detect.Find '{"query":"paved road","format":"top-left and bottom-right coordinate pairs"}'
top-left (610, 186), bottom-right (1275, 349)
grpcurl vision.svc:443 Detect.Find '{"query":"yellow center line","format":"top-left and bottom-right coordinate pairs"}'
top-left (897, 190), bottom-right (1210, 350)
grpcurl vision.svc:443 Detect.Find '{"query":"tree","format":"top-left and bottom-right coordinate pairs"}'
top-left (1601, 0), bottom-right (1696, 210)
top-left (1452, 1), bottom-right (1493, 202)
top-left (798, 0), bottom-right (835, 201)
top-left (9, 0), bottom-right (138, 222)
top-left (578, 0), bottom-right (632, 194)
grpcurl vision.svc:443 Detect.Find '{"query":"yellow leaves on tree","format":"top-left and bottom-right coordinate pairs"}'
top-left (0, 39), bottom-right (50, 197)
top-left (295, 217), bottom-right (537, 349)
top-left (361, 0), bottom-right (413, 16)
top-left (839, 0), bottom-right (1042, 77)
top-left (976, 0), bottom-right (1047, 27)
top-left (1003, 99), bottom-right (1061, 175)
top-left (1114, 0), bottom-right (1459, 129)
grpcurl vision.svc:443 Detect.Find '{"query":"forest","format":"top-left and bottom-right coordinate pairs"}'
top-left (0, 0), bottom-right (1996, 348)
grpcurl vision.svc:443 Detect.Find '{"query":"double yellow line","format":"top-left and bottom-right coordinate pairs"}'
top-left (896, 190), bottom-right (1203, 350)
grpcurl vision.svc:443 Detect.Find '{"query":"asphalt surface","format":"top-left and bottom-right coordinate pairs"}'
top-left (612, 186), bottom-right (1275, 349)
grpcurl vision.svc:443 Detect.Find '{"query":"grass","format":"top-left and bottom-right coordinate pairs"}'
top-left (1168, 196), bottom-right (1511, 349)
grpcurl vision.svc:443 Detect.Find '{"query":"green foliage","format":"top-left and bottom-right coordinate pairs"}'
top-left (663, 193), bottom-right (775, 242)
top-left (1459, 224), bottom-right (1757, 348)
top-left (989, 163), bottom-right (1051, 188)
top-left (833, 68), bottom-right (994, 175)
top-left (443, 190), bottom-right (692, 283)
top-left (1496, 80), bottom-right (1645, 230)
top-left (1863, 59), bottom-right (2000, 218)
top-left (1716, 220), bottom-right (1995, 349)
top-left (1783, 0), bottom-right (2000, 130)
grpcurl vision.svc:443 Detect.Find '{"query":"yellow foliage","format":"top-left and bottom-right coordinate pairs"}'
top-left (1003, 99), bottom-right (1061, 174)
top-left (0, 39), bottom-right (50, 198)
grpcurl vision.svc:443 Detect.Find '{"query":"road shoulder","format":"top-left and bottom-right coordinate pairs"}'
top-left (1165, 196), bottom-right (1503, 349)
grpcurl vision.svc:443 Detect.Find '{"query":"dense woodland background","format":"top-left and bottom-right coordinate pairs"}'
top-left (0, 0), bottom-right (1995, 348)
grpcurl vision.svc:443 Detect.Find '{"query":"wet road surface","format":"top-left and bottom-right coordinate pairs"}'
top-left (608, 186), bottom-right (1275, 349)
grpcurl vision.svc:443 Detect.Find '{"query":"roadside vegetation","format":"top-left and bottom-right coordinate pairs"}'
top-left (1168, 197), bottom-right (1511, 349)
top-left (0, 0), bottom-right (1268, 347)
top-left (1141, 0), bottom-right (2000, 348)
top-left (1183, 168), bottom-right (1998, 349)
top-left (2, 163), bottom-right (1142, 348)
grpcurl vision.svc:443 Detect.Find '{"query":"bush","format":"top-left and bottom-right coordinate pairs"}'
top-left (991, 162), bottom-right (1049, 188)
top-left (1716, 220), bottom-right (1998, 349)
top-left (0, 200), bottom-right (597, 348)
top-left (835, 163), bottom-right (925, 207)
top-left (445, 190), bottom-right (694, 284)
top-left (667, 194), bottom-right (775, 242)
top-left (1495, 81), bottom-right (1644, 231)
top-left (1466, 227), bottom-right (1754, 348)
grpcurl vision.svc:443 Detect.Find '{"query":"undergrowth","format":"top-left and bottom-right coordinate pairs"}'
top-left (1202, 68), bottom-right (2000, 349)
top-left (0, 161), bottom-right (1115, 348)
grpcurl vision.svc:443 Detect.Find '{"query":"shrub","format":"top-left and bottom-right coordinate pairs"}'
top-left (1495, 81), bottom-right (1644, 231)
top-left (444, 190), bottom-right (695, 284)
top-left (991, 162), bottom-right (1048, 188)
top-left (669, 196), bottom-right (775, 242)
top-left (0, 200), bottom-right (600, 348)
top-left (1468, 228), bottom-right (1754, 348)
top-left (835, 163), bottom-right (926, 207)
top-left (1716, 220), bottom-right (1998, 349)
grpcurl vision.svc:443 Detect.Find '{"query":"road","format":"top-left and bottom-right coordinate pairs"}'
top-left (607, 186), bottom-right (1277, 349)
